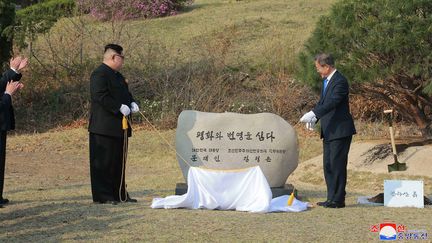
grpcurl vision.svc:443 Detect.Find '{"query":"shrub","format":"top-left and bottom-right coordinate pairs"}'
top-left (77, 0), bottom-right (193, 21)
top-left (297, 0), bottom-right (432, 138)
top-left (6, 0), bottom-right (76, 49)
top-left (0, 0), bottom-right (15, 67)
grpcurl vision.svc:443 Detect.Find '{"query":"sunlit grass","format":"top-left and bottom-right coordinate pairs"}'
top-left (2, 126), bottom-right (431, 242)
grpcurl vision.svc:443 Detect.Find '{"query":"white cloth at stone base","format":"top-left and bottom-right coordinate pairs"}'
top-left (269, 195), bottom-right (309, 212)
top-left (151, 166), bottom-right (308, 213)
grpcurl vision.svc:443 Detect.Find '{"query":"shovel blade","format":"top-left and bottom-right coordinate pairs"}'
top-left (388, 161), bottom-right (407, 172)
top-left (388, 154), bottom-right (407, 172)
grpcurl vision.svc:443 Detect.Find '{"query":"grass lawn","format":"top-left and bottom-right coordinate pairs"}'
top-left (1, 127), bottom-right (431, 242)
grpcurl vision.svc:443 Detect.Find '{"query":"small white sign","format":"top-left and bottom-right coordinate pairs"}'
top-left (384, 180), bottom-right (424, 208)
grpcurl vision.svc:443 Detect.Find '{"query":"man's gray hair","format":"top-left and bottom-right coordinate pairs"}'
top-left (314, 53), bottom-right (335, 67)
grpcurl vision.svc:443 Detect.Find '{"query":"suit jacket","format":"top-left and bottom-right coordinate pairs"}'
top-left (88, 63), bottom-right (135, 138)
top-left (312, 71), bottom-right (356, 141)
top-left (0, 69), bottom-right (22, 131)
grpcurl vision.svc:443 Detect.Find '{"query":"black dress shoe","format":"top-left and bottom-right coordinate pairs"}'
top-left (317, 200), bottom-right (330, 206)
top-left (126, 197), bottom-right (137, 203)
top-left (0, 198), bottom-right (9, 205)
top-left (125, 193), bottom-right (137, 203)
top-left (324, 201), bottom-right (345, 208)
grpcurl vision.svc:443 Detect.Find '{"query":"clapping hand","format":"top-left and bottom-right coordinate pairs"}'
top-left (5, 81), bottom-right (23, 96)
top-left (9, 56), bottom-right (29, 72)
top-left (17, 57), bottom-right (28, 71)
top-left (9, 57), bottom-right (22, 71)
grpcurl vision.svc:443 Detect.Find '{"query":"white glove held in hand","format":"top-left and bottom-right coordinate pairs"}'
top-left (120, 104), bottom-right (131, 116)
top-left (131, 102), bottom-right (139, 113)
top-left (300, 111), bottom-right (317, 123)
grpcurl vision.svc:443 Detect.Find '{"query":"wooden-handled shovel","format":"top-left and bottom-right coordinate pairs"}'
top-left (384, 109), bottom-right (407, 172)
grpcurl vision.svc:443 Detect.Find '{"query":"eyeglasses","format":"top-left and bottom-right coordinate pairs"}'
top-left (315, 64), bottom-right (328, 71)
top-left (114, 54), bottom-right (125, 60)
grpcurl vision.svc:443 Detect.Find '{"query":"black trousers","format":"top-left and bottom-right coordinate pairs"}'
top-left (89, 133), bottom-right (127, 202)
top-left (0, 131), bottom-right (6, 199)
top-left (323, 136), bottom-right (352, 203)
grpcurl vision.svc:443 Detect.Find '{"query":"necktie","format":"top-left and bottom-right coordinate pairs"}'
top-left (322, 78), bottom-right (328, 95)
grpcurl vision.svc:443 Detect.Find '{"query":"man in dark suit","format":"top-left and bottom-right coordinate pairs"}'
top-left (89, 44), bottom-right (139, 204)
top-left (300, 53), bottom-right (356, 208)
top-left (0, 56), bottom-right (27, 208)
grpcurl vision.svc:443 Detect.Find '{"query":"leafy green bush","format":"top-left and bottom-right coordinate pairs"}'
top-left (8, 0), bottom-right (76, 49)
top-left (297, 0), bottom-right (432, 137)
top-left (0, 0), bottom-right (15, 67)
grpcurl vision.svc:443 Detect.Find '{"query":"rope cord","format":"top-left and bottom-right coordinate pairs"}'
top-left (138, 110), bottom-right (193, 168)
top-left (119, 116), bottom-right (129, 203)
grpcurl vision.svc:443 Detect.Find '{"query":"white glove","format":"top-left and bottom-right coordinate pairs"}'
top-left (120, 104), bottom-right (131, 116)
top-left (131, 102), bottom-right (139, 113)
top-left (300, 111), bottom-right (317, 123)
top-left (306, 122), bottom-right (315, 131)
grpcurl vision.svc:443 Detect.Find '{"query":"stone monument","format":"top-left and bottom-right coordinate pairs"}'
top-left (175, 110), bottom-right (299, 196)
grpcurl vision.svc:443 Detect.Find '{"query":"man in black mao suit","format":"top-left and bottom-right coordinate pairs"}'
top-left (89, 44), bottom-right (139, 204)
top-left (300, 53), bottom-right (356, 208)
top-left (0, 56), bottom-right (27, 208)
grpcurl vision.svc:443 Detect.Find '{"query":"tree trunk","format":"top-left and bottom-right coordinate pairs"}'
top-left (408, 105), bottom-right (432, 139)
top-left (420, 124), bottom-right (432, 139)
top-left (357, 82), bottom-right (432, 139)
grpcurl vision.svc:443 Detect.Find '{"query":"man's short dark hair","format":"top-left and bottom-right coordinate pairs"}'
top-left (104, 44), bottom-right (123, 55)
top-left (314, 53), bottom-right (335, 67)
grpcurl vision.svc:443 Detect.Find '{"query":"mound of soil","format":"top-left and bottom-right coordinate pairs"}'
top-left (368, 193), bottom-right (432, 205)
top-left (361, 139), bottom-right (432, 165)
